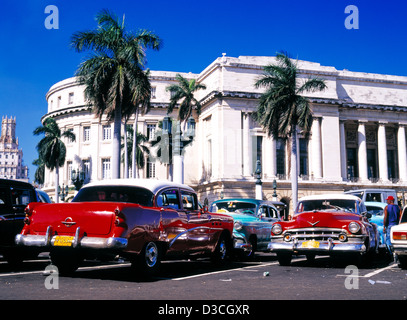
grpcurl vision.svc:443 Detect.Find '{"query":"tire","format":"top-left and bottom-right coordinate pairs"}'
top-left (133, 241), bottom-right (161, 276)
top-left (50, 249), bottom-right (82, 275)
top-left (397, 255), bottom-right (407, 269)
top-left (211, 234), bottom-right (230, 265)
top-left (276, 253), bottom-right (292, 266)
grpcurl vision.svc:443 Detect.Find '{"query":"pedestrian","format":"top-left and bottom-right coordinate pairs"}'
top-left (383, 195), bottom-right (401, 257)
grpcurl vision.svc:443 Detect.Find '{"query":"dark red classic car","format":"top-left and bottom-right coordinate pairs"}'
top-left (268, 194), bottom-right (379, 266)
top-left (16, 179), bottom-right (234, 275)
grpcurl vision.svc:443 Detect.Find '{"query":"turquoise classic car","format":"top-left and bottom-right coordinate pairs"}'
top-left (210, 198), bottom-right (281, 258)
top-left (365, 201), bottom-right (387, 250)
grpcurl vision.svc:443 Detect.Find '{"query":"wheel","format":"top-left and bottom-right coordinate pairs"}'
top-left (211, 234), bottom-right (230, 264)
top-left (50, 249), bottom-right (82, 275)
top-left (397, 255), bottom-right (407, 269)
top-left (133, 241), bottom-right (161, 276)
top-left (276, 253), bottom-right (292, 266)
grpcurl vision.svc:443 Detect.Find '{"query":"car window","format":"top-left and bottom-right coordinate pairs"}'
top-left (269, 206), bottom-right (279, 219)
top-left (366, 193), bottom-right (382, 202)
top-left (72, 186), bottom-right (154, 206)
top-left (210, 201), bottom-right (256, 214)
top-left (180, 190), bottom-right (198, 210)
top-left (11, 188), bottom-right (32, 206)
top-left (156, 189), bottom-right (180, 210)
top-left (0, 187), bottom-right (9, 206)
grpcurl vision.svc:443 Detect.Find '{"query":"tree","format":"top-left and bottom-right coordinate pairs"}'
top-left (71, 9), bottom-right (161, 179)
top-left (166, 74), bottom-right (206, 131)
top-left (33, 118), bottom-right (76, 202)
top-left (254, 52), bottom-right (326, 209)
top-left (121, 125), bottom-right (150, 178)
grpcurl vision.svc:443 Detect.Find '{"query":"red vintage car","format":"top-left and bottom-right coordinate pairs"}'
top-left (16, 179), bottom-right (234, 275)
top-left (268, 194), bottom-right (379, 266)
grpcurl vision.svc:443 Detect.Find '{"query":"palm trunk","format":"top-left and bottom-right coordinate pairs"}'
top-left (111, 106), bottom-right (122, 179)
top-left (132, 112), bottom-right (139, 178)
top-left (54, 165), bottom-right (59, 203)
top-left (124, 120), bottom-right (128, 179)
top-left (291, 125), bottom-right (298, 210)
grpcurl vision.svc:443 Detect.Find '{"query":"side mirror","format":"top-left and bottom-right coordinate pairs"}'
top-left (362, 211), bottom-right (372, 219)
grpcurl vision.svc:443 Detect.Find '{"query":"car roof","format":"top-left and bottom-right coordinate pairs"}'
top-left (0, 178), bottom-right (34, 189)
top-left (299, 194), bottom-right (361, 202)
top-left (81, 179), bottom-right (195, 194)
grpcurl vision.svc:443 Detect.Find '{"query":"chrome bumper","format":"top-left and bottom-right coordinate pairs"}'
top-left (392, 244), bottom-right (407, 256)
top-left (233, 232), bottom-right (253, 253)
top-left (268, 238), bottom-right (366, 254)
top-left (15, 227), bottom-right (127, 250)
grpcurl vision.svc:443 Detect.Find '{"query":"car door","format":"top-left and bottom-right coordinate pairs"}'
top-left (0, 186), bottom-right (14, 246)
top-left (156, 187), bottom-right (188, 254)
top-left (180, 189), bottom-right (210, 254)
top-left (10, 187), bottom-right (35, 236)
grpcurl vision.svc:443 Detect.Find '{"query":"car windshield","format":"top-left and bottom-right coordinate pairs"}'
top-left (72, 186), bottom-right (154, 207)
top-left (366, 205), bottom-right (384, 216)
top-left (296, 199), bottom-right (358, 214)
top-left (211, 201), bottom-right (256, 215)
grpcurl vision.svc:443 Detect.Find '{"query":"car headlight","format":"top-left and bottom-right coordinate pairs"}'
top-left (234, 221), bottom-right (243, 231)
top-left (348, 222), bottom-right (360, 234)
top-left (272, 224), bottom-right (283, 235)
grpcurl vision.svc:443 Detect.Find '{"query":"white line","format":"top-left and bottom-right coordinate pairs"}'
top-left (362, 263), bottom-right (397, 278)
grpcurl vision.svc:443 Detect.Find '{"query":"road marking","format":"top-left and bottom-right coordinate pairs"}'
top-left (335, 263), bottom-right (398, 278)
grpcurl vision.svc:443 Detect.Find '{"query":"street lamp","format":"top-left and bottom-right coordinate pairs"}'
top-left (272, 179), bottom-right (278, 201)
top-left (58, 184), bottom-right (69, 202)
top-left (71, 169), bottom-right (85, 191)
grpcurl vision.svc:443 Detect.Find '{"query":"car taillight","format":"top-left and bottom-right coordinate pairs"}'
top-left (114, 208), bottom-right (126, 227)
top-left (24, 205), bottom-right (32, 225)
top-left (393, 232), bottom-right (407, 240)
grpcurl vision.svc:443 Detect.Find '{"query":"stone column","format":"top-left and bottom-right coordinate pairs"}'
top-left (377, 122), bottom-right (389, 182)
top-left (358, 121), bottom-right (368, 182)
top-left (311, 117), bottom-right (322, 179)
top-left (339, 120), bottom-right (347, 180)
top-left (398, 124), bottom-right (407, 182)
top-left (242, 112), bottom-right (252, 177)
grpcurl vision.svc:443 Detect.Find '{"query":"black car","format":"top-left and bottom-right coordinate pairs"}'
top-left (0, 179), bottom-right (38, 264)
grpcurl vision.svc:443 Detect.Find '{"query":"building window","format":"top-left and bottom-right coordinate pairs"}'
top-left (83, 126), bottom-right (91, 142)
top-left (102, 159), bottom-right (111, 180)
top-left (147, 124), bottom-right (156, 141)
top-left (68, 92), bottom-right (74, 105)
top-left (299, 138), bottom-right (309, 177)
top-left (57, 96), bottom-right (61, 108)
top-left (146, 161), bottom-right (156, 178)
top-left (67, 161), bottom-right (73, 182)
top-left (276, 138), bottom-right (286, 177)
top-left (151, 87), bottom-right (156, 99)
top-left (346, 148), bottom-right (358, 180)
top-left (82, 159), bottom-right (91, 182)
top-left (102, 125), bottom-right (111, 141)
top-left (367, 148), bottom-right (378, 180)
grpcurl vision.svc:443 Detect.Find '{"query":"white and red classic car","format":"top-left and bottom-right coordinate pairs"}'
top-left (16, 179), bottom-right (234, 275)
top-left (390, 206), bottom-right (407, 268)
top-left (268, 194), bottom-right (379, 266)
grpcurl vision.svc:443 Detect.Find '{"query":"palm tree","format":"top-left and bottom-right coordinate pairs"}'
top-left (32, 157), bottom-right (45, 186)
top-left (33, 118), bottom-right (76, 202)
top-left (254, 52), bottom-right (326, 209)
top-left (71, 9), bottom-right (161, 179)
top-left (121, 125), bottom-right (150, 178)
top-left (166, 74), bottom-right (206, 131)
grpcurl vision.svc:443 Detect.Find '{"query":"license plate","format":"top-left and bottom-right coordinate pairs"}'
top-left (53, 236), bottom-right (74, 247)
top-left (302, 240), bottom-right (320, 248)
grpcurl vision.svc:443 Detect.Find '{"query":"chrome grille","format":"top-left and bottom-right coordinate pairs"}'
top-left (283, 228), bottom-right (344, 241)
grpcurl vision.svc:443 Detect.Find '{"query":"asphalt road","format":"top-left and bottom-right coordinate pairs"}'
top-left (0, 252), bottom-right (406, 305)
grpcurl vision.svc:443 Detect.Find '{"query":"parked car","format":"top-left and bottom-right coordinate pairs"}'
top-left (390, 206), bottom-right (407, 268)
top-left (0, 179), bottom-right (39, 264)
top-left (210, 198), bottom-right (280, 258)
top-left (16, 179), bottom-right (234, 275)
top-left (35, 189), bottom-right (52, 203)
top-left (268, 194), bottom-right (379, 266)
top-left (365, 201), bottom-right (387, 251)
top-left (345, 189), bottom-right (397, 204)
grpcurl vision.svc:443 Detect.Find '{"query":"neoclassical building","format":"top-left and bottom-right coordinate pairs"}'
top-left (0, 116), bottom-right (29, 182)
top-left (42, 55), bottom-right (407, 210)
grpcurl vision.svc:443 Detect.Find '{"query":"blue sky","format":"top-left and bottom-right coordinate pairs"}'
top-left (1, 0), bottom-right (406, 182)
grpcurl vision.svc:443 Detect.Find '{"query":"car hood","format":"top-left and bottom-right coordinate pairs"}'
top-left (290, 210), bottom-right (360, 229)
